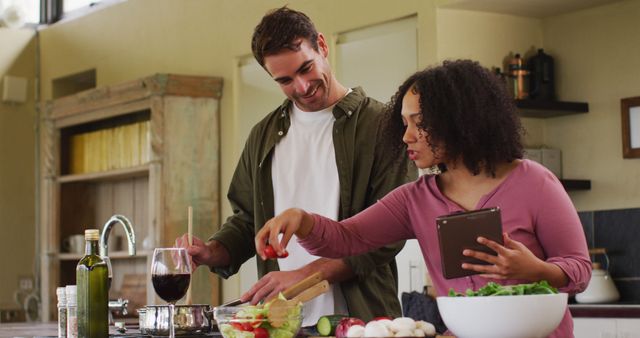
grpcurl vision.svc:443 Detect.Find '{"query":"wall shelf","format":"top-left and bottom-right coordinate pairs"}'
top-left (517, 99), bottom-right (591, 191)
top-left (57, 164), bottom-right (150, 184)
top-left (57, 250), bottom-right (150, 261)
top-left (560, 179), bottom-right (591, 191)
top-left (516, 99), bottom-right (589, 118)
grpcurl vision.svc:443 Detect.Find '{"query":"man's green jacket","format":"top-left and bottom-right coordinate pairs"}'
top-left (212, 87), bottom-right (412, 320)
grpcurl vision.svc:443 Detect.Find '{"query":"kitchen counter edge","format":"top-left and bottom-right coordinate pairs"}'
top-left (569, 304), bottom-right (640, 318)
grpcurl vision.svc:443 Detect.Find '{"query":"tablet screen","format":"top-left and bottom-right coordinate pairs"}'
top-left (436, 207), bottom-right (503, 279)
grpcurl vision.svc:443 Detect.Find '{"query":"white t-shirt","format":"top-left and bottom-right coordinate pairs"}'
top-left (271, 100), bottom-right (349, 326)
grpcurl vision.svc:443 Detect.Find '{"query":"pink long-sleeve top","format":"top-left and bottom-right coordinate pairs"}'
top-left (299, 160), bottom-right (591, 338)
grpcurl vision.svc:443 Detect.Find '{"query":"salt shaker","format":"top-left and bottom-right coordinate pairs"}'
top-left (66, 285), bottom-right (78, 338)
top-left (56, 287), bottom-right (67, 338)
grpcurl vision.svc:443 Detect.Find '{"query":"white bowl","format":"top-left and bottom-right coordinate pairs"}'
top-left (436, 293), bottom-right (567, 338)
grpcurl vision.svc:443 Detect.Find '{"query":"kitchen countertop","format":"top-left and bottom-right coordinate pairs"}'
top-left (0, 322), bottom-right (218, 337)
top-left (0, 322), bottom-right (144, 337)
top-left (0, 322), bottom-right (454, 338)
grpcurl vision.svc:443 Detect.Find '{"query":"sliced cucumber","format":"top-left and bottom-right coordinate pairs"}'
top-left (316, 314), bottom-right (348, 336)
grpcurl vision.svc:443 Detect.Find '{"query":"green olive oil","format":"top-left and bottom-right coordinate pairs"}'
top-left (76, 229), bottom-right (109, 338)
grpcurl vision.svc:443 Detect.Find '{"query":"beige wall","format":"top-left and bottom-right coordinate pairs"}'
top-left (542, 0), bottom-right (640, 211)
top-left (0, 28), bottom-right (37, 308)
top-left (2, 0), bottom-right (637, 304)
top-left (36, 0), bottom-right (438, 302)
top-left (436, 8), bottom-right (547, 147)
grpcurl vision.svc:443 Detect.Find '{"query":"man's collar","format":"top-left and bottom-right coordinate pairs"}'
top-left (276, 87), bottom-right (367, 119)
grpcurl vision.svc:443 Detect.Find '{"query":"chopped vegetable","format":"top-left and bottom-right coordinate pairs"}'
top-left (316, 314), bottom-right (348, 336)
top-left (219, 294), bottom-right (302, 338)
top-left (340, 317), bottom-right (437, 337)
top-left (335, 317), bottom-right (365, 338)
top-left (448, 280), bottom-right (559, 297)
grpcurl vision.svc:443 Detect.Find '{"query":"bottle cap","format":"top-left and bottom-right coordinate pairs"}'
top-left (65, 285), bottom-right (77, 306)
top-left (56, 287), bottom-right (66, 306)
top-left (84, 229), bottom-right (100, 240)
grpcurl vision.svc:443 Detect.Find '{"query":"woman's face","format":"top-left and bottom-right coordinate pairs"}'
top-left (401, 90), bottom-right (440, 169)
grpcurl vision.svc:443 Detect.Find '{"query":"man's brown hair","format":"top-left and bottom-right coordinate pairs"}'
top-left (251, 6), bottom-right (319, 67)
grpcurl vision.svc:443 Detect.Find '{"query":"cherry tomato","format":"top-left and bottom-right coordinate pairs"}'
top-left (264, 244), bottom-right (289, 259)
top-left (254, 327), bottom-right (268, 338)
top-left (241, 322), bottom-right (254, 331)
top-left (231, 322), bottom-right (245, 331)
top-left (264, 245), bottom-right (278, 259)
top-left (373, 316), bottom-right (392, 321)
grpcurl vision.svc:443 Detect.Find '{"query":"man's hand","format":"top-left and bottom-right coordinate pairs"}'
top-left (175, 235), bottom-right (230, 270)
top-left (240, 270), bottom-right (309, 305)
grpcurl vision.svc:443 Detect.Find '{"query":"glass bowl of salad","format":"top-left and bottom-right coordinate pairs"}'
top-left (436, 281), bottom-right (567, 338)
top-left (214, 302), bottom-right (303, 338)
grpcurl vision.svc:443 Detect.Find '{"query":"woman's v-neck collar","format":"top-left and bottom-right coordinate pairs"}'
top-left (428, 160), bottom-right (525, 213)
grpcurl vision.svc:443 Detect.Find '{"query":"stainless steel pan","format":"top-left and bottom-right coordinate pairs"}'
top-left (139, 304), bottom-right (214, 336)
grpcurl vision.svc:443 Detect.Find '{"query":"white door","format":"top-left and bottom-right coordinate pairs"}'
top-left (335, 16), bottom-right (422, 297)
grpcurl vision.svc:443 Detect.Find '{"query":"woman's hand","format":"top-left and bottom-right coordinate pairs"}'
top-left (255, 208), bottom-right (314, 260)
top-left (461, 232), bottom-right (548, 281)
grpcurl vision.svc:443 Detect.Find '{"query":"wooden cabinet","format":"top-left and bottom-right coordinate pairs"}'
top-left (39, 74), bottom-right (222, 320)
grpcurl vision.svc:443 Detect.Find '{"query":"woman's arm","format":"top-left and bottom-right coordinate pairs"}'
top-left (255, 208), bottom-right (314, 259)
top-left (255, 186), bottom-right (415, 260)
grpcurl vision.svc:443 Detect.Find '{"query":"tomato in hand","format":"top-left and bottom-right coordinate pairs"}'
top-left (264, 244), bottom-right (288, 259)
top-left (264, 245), bottom-right (278, 259)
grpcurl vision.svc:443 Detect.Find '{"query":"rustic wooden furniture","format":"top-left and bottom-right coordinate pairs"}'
top-left (39, 74), bottom-right (222, 320)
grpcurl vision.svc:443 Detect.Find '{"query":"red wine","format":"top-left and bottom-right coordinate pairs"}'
top-left (152, 273), bottom-right (191, 303)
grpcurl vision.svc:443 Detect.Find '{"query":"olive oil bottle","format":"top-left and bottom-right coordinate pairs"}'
top-left (76, 229), bottom-right (108, 338)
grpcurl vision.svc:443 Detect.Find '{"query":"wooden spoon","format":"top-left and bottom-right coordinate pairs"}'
top-left (282, 271), bottom-right (323, 299)
top-left (220, 271), bottom-right (322, 307)
top-left (268, 280), bottom-right (329, 328)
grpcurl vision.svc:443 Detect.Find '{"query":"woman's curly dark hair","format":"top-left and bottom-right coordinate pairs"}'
top-left (381, 59), bottom-right (524, 177)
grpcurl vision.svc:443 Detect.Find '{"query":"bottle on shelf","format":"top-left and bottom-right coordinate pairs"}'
top-left (76, 229), bottom-right (109, 338)
top-left (508, 53), bottom-right (529, 100)
top-left (527, 48), bottom-right (556, 101)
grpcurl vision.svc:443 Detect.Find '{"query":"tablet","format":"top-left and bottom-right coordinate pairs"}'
top-left (436, 207), bottom-right (503, 279)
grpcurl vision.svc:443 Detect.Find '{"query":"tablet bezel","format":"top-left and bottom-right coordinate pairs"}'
top-left (436, 207), bottom-right (503, 279)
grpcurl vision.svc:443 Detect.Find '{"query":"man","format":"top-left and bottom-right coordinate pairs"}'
top-left (176, 6), bottom-right (411, 325)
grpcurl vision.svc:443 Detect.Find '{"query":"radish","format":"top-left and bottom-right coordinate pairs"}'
top-left (335, 317), bottom-right (365, 338)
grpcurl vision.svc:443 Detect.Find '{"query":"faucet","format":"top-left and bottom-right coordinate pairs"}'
top-left (100, 214), bottom-right (136, 257)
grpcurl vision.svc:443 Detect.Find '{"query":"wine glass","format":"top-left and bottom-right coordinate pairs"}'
top-left (151, 248), bottom-right (192, 338)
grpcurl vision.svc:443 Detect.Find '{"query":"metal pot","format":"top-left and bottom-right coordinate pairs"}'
top-left (139, 304), bottom-right (214, 336)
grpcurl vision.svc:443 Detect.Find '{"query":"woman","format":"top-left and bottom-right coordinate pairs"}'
top-left (255, 60), bottom-right (591, 337)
